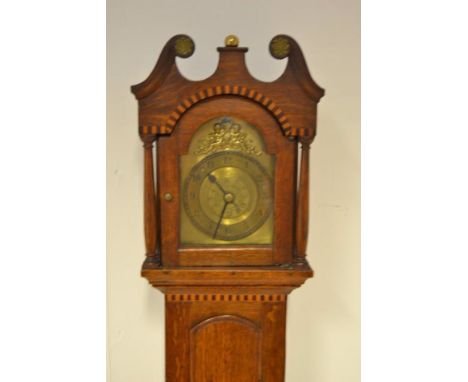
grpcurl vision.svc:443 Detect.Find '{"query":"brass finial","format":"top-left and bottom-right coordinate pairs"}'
top-left (270, 36), bottom-right (290, 59)
top-left (174, 36), bottom-right (194, 58)
top-left (224, 35), bottom-right (239, 47)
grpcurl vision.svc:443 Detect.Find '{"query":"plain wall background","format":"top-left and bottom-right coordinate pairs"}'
top-left (107, 0), bottom-right (360, 381)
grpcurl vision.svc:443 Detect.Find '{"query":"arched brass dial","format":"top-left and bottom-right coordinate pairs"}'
top-left (183, 151), bottom-right (272, 241)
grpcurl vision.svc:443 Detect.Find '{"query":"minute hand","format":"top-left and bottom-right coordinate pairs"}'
top-left (213, 201), bottom-right (228, 239)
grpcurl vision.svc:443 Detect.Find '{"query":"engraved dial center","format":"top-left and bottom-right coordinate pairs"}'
top-left (204, 167), bottom-right (253, 223)
top-left (224, 193), bottom-right (235, 203)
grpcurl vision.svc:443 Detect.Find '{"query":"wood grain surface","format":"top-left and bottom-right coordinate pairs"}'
top-left (131, 35), bottom-right (324, 381)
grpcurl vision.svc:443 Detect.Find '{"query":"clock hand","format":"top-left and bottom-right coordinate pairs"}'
top-left (213, 201), bottom-right (229, 239)
top-left (208, 173), bottom-right (227, 195)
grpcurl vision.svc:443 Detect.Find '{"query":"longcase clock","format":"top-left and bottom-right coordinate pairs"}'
top-left (131, 34), bottom-right (324, 382)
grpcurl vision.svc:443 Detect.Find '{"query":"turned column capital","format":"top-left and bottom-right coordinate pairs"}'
top-left (298, 135), bottom-right (314, 149)
top-left (141, 133), bottom-right (158, 148)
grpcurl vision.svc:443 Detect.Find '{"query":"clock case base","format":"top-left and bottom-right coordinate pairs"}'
top-left (142, 261), bottom-right (313, 382)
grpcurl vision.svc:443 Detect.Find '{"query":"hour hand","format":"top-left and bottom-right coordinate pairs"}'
top-left (208, 173), bottom-right (227, 195)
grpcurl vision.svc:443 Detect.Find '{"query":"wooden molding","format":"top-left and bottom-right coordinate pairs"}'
top-left (132, 35), bottom-right (324, 142)
top-left (166, 293), bottom-right (287, 302)
top-left (131, 34), bottom-right (195, 99)
top-left (139, 85), bottom-right (300, 137)
top-left (142, 262), bottom-right (313, 291)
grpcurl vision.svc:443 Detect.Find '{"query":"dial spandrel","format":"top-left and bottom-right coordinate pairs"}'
top-left (180, 116), bottom-right (274, 245)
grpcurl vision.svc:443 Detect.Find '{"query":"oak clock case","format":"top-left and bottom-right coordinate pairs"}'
top-left (131, 34), bottom-right (324, 382)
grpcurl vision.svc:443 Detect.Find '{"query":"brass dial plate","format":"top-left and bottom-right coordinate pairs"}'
top-left (183, 151), bottom-right (272, 241)
top-left (180, 116), bottom-right (274, 246)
